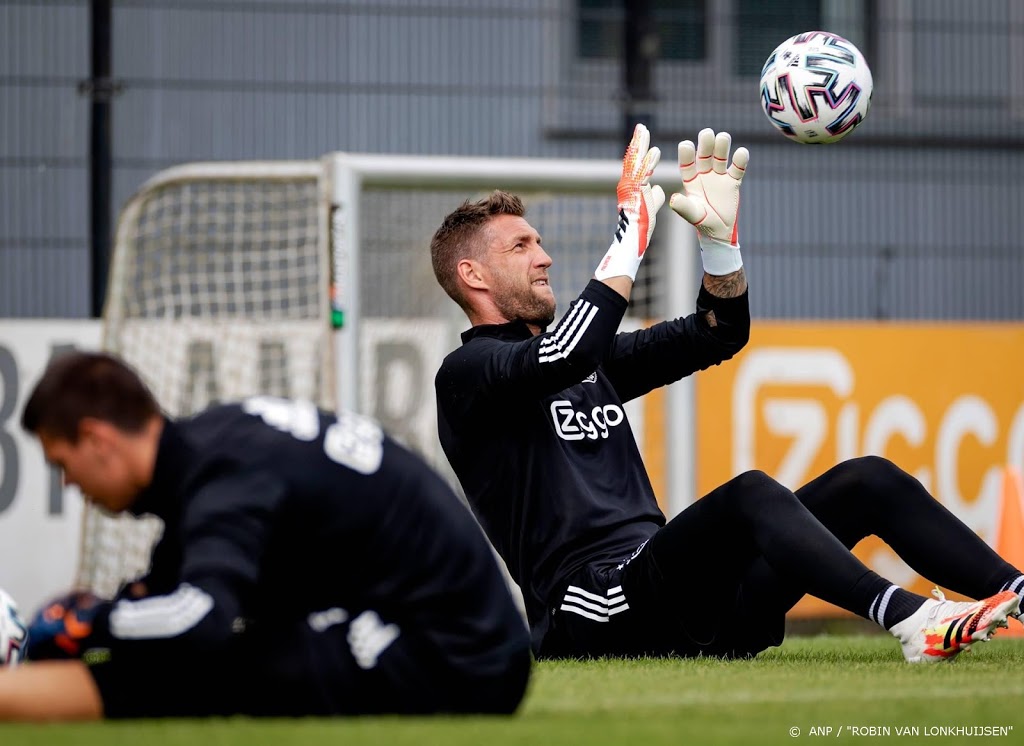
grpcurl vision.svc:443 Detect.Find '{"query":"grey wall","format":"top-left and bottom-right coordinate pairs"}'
top-left (2, 0), bottom-right (1022, 319)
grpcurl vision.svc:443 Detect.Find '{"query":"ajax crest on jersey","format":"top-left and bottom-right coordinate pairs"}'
top-left (0, 588), bottom-right (28, 667)
top-left (759, 31), bottom-right (873, 144)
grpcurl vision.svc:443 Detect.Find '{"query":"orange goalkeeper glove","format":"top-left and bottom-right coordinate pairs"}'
top-left (594, 123), bottom-right (666, 282)
top-left (26, 591), bottom-right (106, 660)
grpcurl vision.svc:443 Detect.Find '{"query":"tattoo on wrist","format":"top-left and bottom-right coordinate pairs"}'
top-left (703, 268), bottom-right (747, 299)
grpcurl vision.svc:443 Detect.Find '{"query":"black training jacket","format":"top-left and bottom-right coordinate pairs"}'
top-left (436, 279), bottom-right (750, 646)
top-left (77, 400), bottom-right (529, 715)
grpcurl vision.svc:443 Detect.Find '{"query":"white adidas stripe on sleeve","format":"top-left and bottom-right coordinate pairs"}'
top-left (109, 583), bottom-right (215, 640)
top-left (539, 304), bottom-right (599, 364)
top-left (539, 299), bottom-right (588, 354)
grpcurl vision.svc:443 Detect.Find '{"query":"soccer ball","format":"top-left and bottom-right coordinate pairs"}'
top-left (759, 31), bottom-right (873, 144)
top-left (0, 588), bottom-right (28, 667)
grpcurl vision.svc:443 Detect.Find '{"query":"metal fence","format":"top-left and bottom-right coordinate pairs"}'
top-left (3, 0), bottom-right (1022, 319)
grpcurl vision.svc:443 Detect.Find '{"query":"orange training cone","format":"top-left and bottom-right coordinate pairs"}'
top-left (995, 465), bottom-right (1024, 637)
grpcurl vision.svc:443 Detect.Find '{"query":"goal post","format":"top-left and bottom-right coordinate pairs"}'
top-left (83, 152), bottom-right (698, 598)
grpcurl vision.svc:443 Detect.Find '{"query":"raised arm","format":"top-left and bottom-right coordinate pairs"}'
top-left (593, 122), bottom-right (666, 302)
top-left (605, 129), bottom-right (752, 402)
top-left (605, 280), bottom-right (750, 403)
top-left (438, 124), bottom-right (669, 412)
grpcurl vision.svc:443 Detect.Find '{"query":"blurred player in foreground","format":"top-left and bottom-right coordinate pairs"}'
top-left (0, 351), bottom-right (530, 720)
top-left (431, 123), bottom-right (1022, 666)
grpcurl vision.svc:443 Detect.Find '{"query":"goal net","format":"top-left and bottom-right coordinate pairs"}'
top-left (82, 162), bottom-right (334, 598)
top-left (83, 153), bottom-right (695, 600)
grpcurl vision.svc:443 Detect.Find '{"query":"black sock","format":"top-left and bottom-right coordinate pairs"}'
top-left (868, 585), bottom-right (927, 630)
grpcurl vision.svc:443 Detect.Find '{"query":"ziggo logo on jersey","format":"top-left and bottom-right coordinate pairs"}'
top-left (550, 401), bottom-right (625, 441)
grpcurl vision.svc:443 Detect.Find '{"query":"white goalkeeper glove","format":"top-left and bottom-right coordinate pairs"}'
top-left (669, 129), bottom-right (749, 276)
top-left (594, 123), bottom-right (666, 282)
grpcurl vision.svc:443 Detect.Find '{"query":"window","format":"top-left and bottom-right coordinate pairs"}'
top-left (735, 0), bottom-right (872, 76)
top-left (578, 0), bottom-right (707, 62)
top-left (734, 0), bottom-right (820, 75)
top-left (554, 0), bottom-right (875, 139)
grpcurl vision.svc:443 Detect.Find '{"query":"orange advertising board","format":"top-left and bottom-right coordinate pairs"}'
top-left (695, 323), bottom-right (1024, 617)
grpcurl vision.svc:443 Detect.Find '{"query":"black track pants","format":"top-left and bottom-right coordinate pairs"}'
top-left (540, 457), bottom-right (1018, 659)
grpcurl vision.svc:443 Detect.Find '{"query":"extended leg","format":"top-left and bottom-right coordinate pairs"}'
top-left (624, 469), bottom-right (916, 652)
top-left (740, 456), bottom-right (1023, 617)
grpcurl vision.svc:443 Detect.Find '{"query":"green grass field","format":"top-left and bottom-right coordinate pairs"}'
top-left (3, 636), bottom-right (1022, 746)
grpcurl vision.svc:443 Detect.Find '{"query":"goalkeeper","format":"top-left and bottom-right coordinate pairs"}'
top-left (0, 352), bottom-right (530, 720)
top-left (431, 124), bottom-right (1022, 665)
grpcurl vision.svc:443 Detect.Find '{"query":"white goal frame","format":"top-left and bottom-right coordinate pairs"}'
top-left (325, 153), bottom-right (699, 515)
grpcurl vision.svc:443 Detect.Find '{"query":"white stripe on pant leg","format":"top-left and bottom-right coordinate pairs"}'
top-left (606, 586), bottom-right (628, 610)
top-left (565, 585), bottom-right (615, 605)
top-left (560, 580), bottom-right (630, 621)
top-left (562, 594), bottom-right (614, 614)
top-left (560, 603), bottom-right (609, 623)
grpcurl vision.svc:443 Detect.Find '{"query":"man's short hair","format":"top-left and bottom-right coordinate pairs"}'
top-left (21, 351), bottom-right (161, 442)
top-left (430, 190), bottom-right (526, 310)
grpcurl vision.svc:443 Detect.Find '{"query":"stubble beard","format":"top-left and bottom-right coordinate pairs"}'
top-left (493, 284), bottom-right (556, 329)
